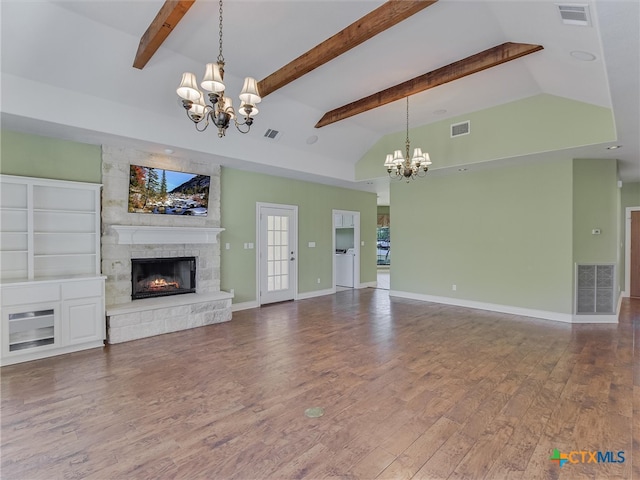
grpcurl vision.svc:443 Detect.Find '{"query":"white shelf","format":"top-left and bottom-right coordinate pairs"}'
top-left (10, 328), bottom-right (55, 346)
top-left (0, 175), bottom-right (102, 280)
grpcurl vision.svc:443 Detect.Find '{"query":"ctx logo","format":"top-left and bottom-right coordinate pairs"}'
top-left (550, 449), bottom-right (625, 467)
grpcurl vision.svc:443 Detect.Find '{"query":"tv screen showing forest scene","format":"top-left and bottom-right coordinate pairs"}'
top-left (128, 165), bottom-right (210, 216)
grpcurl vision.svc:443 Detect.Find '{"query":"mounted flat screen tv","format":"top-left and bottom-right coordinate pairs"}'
top-left (128, 165), bottom-right (210, 216)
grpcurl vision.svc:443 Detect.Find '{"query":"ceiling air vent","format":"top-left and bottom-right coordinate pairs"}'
top-left (451, 121), bottom-right (470, 138)
top-left (263, 128), bottom-right (281, 141)
top-left (557, 4), bottom-right (591, 26)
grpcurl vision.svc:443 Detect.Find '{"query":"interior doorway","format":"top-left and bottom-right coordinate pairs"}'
top-left (376, 206), bottom-right (390, 290)
top-left (333, 210), bottom-right (360, 290)
top-left (628, 208), bottom-right (640, 297)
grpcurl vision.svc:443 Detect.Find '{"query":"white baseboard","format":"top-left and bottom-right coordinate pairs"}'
top-left (297, 288), bottom-right (335, 300)
top-left (231, 301), bottom-right (259, 312)
top-left (571, 314), bottom-right (619, 323)
top-left (232, 286), bottom-right (356, 310)
top-left (389, 290), bottom-right (574, 323)
top-left (358, 281), bottom-right (377, 289)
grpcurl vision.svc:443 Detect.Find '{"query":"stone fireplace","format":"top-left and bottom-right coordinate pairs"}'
top-left (101, 146), bottom-right (232, 344)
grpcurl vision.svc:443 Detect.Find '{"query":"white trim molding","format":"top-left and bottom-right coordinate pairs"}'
top-left (389, 290), bottom-right (574, 323)
top-left (298, 288), bottom-right (336, 300)
top-left (112, 225), bottom-right (224, 245)
top-left (232, 300), bottom-right (260, 312)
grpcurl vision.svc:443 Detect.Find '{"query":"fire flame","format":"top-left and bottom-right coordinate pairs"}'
top-left (141, 276), bottom-right (180, 291)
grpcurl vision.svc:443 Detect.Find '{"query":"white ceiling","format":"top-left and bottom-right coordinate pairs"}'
top-left (1, 0), bottom-right (638, 205)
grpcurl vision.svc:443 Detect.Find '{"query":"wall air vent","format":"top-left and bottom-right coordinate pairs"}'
top-left (557, 4), bottom-right (591, 26)
top-left (263, 129), bottom-right (281, 141)
top-left (575, 264), bottom-right (615, 314)
top-left (451, 121), bottom-right (470, 138)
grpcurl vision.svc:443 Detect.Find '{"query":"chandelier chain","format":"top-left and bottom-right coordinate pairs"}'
top-left (405, 97), bottom-right (410, 160)
top-left (217, 0), bottom-right (224, 64)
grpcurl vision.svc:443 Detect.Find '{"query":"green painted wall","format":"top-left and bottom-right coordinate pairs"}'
top-left (220, 168), bottom-right (377, 304)
top-left (0, 130), bottom-right (101, 182)
top-left (357, 94), bottom-right (616, 181)
top-left (390, 157), bottom-right (575, 314)
top-left (572, 159), bottom-right (619, 265)
top-left (621, 182), bottom-right (640, 209)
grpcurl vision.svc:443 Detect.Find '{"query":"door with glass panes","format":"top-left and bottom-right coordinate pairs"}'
top-left (258, 204), bottom-right (297, 304)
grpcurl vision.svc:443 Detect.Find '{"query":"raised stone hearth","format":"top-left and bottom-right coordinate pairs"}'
top-left (106, 292), bottom-right (232, 344)
top-left (101, 146), bottom-right (231, 344)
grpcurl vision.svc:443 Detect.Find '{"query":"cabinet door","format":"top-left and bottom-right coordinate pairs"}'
top-left (63, 298), bottom-right (104, 345)
top-left (334, 214), bottom-right (343, 227)
top-left (2, 303), bottom-right (60, 359)
top-left (343, 214), bottom-right (354, 227)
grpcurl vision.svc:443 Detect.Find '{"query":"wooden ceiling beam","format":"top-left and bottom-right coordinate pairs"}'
top-left (133, 0), bottom-right (196, 70)
top-left (315, 42), bottom-right (544, 128)
top-left (257, 0), bottom-right (438, 98)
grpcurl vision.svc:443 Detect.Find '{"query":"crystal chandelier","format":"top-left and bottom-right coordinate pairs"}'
top-left (176, 0), bottom-right (261, 138)
top-left (384, 97), bottom-right (432, 181)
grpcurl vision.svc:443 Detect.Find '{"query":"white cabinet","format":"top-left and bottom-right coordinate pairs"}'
top-left (0, 175), bottom-right (105, 365)
top-left (334, 213), bottom-right (355, 228)
top-left (1, 278), bottom-right (105, 365)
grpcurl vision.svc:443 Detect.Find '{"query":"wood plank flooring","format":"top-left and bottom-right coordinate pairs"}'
top-left (2, 289), bottom-right (638, 479)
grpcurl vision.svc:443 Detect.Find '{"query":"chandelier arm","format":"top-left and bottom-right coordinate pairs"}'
top-left (235, 122), bottom-right (251, 134)
top-left (194, 118), bottom-right (210, 132)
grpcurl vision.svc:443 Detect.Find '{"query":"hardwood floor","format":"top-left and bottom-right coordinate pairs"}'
top-left (2, 289), bottom-right (638, 479)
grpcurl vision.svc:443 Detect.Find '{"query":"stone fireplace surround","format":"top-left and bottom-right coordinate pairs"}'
top-left (101, 146), bottom-right (232, 344)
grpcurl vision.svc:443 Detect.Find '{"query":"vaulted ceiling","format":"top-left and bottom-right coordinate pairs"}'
top-left (1, 0), bottom-right (638, 204)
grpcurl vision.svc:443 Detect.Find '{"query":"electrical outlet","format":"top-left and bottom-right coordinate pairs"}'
top-left (452, 284), bottom-right (457, 291)
top-left (317, 278), bottom-right (321, 284)
top-left (230, 288), bottom-right (235, 296)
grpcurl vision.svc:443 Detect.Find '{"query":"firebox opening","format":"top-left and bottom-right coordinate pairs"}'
top-left (131, 257), bottom-right (196, 300)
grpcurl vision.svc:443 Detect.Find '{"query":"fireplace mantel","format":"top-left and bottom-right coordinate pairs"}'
top-left (112, 225), bottom-right (224, 245)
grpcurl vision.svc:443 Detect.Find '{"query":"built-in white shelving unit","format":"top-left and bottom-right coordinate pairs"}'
top-left (0, 175), bottom-right (105, 365)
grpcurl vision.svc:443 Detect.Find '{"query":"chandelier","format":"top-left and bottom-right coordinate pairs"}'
top-left (384, 97), bottom-right (431, 181)
top-left (176, 0), bottom-right (261, 137)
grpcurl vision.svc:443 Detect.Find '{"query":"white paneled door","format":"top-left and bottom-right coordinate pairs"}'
top-left (258, 204), bottom-right (297, 305)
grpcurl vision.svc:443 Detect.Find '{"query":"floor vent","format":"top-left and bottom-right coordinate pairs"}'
top-left (263, 129), bottom-right (281, 140)
top-left (558, 4), bottom-right (591, 26)
top-left (576, 264), bottom-right (615, 314)
top-left (451, 121), bottom-right (470, 138)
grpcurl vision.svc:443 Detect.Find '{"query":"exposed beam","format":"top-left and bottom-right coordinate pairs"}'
top-left (257, 0), bottom-right (438, 98)
top-left (315, 42), bottom-right (544, 128)
top-left (133, 0), bottom-right (196, 70)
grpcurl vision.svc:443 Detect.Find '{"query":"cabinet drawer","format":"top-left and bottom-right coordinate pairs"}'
top-left (61, 279), bottom-right (103, 299)
top-left (1, 284), bottom-right (60, 306)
